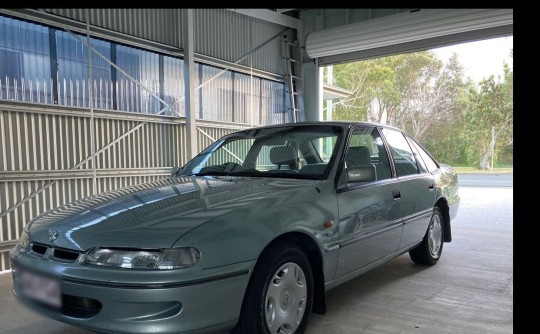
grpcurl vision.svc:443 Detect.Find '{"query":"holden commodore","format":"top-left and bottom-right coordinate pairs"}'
top-left (10, 122), bottom-right (459, 334)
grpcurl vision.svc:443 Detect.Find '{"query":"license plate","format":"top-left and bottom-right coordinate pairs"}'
top-left (21, 271), bottom-right (61, 308)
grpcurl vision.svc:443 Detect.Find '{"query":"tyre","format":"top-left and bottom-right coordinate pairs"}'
top-left (409, 207), bottom-right (444, 265)
top-left (234, 242), bottom-right (314, 334)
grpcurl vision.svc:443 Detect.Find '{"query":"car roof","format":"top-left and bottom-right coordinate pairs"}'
top-left (242, 121), bottom-right (403, 132)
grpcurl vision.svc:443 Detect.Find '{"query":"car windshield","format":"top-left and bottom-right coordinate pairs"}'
top-left (180, 125), bottom-right (343, 180)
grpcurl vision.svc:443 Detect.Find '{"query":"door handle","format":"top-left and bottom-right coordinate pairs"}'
top-left (392, 190), bottom-right (401, 200)
top-left (428, 183), bottom-right (434, 191)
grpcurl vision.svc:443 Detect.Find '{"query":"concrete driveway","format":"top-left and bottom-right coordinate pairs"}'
top-left (0, 185), bottom-right (513, 334)
top-left (308, 184), bottom-right (513, 333)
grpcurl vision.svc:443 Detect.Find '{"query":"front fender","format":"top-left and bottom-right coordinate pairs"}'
top-left (172, 180), bottom-right (339, 273)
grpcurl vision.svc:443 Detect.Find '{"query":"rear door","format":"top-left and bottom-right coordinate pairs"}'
top-left (381, 128), bottom-right (436, 249)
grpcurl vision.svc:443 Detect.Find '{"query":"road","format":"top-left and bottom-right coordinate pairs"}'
top-left (452, 175), bottom-right (513, 231)
top-left (458, 173), bottom-right (513, 187)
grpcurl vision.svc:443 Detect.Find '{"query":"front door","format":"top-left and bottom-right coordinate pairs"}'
top-left (335, 126), bottom-right (402, 278)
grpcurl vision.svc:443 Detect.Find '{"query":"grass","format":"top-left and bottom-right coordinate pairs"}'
top-left (452, 166), bottom-right (513, 174)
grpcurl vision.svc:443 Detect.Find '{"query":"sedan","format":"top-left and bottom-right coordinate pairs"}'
top-left (10, 121), bottom-right (459, 334)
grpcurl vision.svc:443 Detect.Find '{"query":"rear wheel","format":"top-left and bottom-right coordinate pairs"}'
top-left (234, 243), bottom-right (313, 334)
top-left (409, 207), bottom-right (444, 265)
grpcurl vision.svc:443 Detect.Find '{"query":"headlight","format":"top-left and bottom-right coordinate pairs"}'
top-left (84, 248), bottom-right (201, 270)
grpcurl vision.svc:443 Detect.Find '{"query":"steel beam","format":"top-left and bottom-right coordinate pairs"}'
top-left (227, 9), bottom-right (301, 30)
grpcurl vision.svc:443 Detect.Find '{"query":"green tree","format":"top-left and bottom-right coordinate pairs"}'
top-left (332, 52), bottom-right (464, 141)
top-left (460, 62), bottom-right (513, 169)
top-left (331, 48), bottom-right (512, 168)
top-left (332, 54), bottom-right (417, 122)
top-left (331, 61), bottom-right (371, 120)
top-left (398, 53), bottom-right (465, 141)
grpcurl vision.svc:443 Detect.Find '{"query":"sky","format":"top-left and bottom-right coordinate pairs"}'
top-left (431, 36), bottom-right (513, 83)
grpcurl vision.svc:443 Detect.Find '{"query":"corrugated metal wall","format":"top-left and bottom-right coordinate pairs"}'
top-left (44, 8), bottom-right (183, 50)
top-left (193, 9), bottom-right (286, 74)
top-left (0, 9), bottom-right (289, 272)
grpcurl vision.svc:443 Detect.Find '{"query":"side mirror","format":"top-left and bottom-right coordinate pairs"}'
top-left (171, 166), bottom-right (182, 177)
top-left (347, 166), bottom-right (376, 183)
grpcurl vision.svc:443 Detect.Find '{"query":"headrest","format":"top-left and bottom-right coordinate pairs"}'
top-left (346, 146), bottom-right (371, 166)
top-left (270, 145), bottom-right (296, 166)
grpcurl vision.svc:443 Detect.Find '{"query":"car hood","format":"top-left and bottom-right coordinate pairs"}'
top-left (28, 176), bottom-right (322, 251)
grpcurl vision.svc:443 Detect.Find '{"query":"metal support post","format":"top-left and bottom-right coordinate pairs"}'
top-left (86, 9), bottom-right (97, 195)
top-left (183, 9), bottom-right (198, 159)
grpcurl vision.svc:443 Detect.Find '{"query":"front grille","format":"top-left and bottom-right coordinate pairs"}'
top-left (31, 244), bottom-right (47, 255)
top-left (53, 249), bottom-right (80, 261)
top-left (30, 243), bottom-right (81, 262)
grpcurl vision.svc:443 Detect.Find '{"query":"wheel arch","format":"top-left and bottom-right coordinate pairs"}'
top-left (435, 197), bottom-right (452, 242)
top-left (256, 232), bottom-right (327, 315)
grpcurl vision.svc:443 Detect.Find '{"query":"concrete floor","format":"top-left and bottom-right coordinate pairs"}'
top-left (0, 186), bottom-right (513, 334)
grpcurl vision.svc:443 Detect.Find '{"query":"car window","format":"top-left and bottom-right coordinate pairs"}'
top-left (310, 136), bottom-right (337, 163)
top-left (381, 128), bottom-right (419, 177)
top-left (181, 125), bottom-right (343, 179)
top-left (345, 126), bottom-right (392, 181)
top-left (205, 139), bottom-right (254, 168)
top-left (407, 137), bottom-right (439, 173)
top-left (255, 143), bottom-right (305, 171)
top-left (405, 136), bottom-right (428, 174)
top-left (253, 134), bottom-right (339, 172)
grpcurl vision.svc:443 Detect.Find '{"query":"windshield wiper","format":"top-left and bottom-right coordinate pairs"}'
top-left (171, 166), bottom-right (184, 177)
top-left (189, 171), bottom-right (230, 177)
top-left (257, 171), bottom-right (321, 180)
top-left (226, 170), bottom-right (262, 177)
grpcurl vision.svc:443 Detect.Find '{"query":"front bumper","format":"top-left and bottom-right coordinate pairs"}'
top-left (10, 248), bottom-right (253, 334)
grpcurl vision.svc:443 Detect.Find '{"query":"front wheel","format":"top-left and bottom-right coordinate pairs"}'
top-left (234, 243), bottom-right (314, 334)
top-left (409, 207), bottom-right (444, 265)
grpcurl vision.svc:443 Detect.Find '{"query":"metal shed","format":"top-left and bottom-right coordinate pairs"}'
top-left (0, 8), bottom-right (512, 272)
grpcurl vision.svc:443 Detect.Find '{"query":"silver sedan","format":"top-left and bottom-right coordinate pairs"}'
top-left (10, 122), bottom-right (459, 334)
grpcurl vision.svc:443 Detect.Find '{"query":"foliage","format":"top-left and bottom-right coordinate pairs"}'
top-left (459, 64), bottom-right (513, 168)
top-left (331, 48), bottom-right (513, 168)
